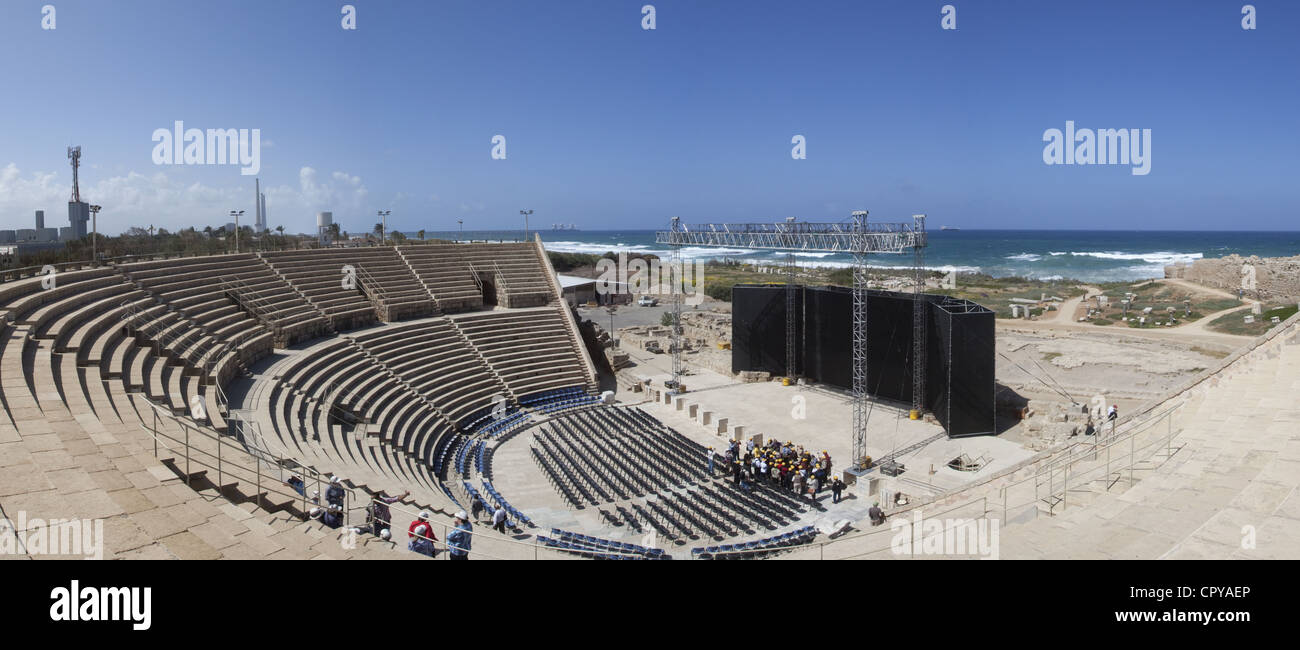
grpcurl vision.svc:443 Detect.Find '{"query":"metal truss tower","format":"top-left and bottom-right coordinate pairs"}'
top-left (911, 214), bottom-right (928, 415)
top-left (656, 212), bottom-right (927, 470)
top-left (785, 217), bottom-right (799, 381)
top-left (669, 217), bottom-right (684, 392)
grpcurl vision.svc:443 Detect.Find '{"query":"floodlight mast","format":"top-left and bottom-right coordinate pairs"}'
top-left (669, 216), bottom-right (684, 392)
top-left (655, 212), bottom-right (928, 471)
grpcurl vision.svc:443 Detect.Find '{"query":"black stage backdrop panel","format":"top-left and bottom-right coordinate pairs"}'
top-left (802, 285), bottom-right (850, 388)
top-left (731, 285), bottom-right (793, 376)
top-left (934, 297), bottom-right (997, 436)
top-left (732, 284), bottom-right (995, 437)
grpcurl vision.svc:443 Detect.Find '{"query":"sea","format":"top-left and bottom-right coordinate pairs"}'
top-left (406, 229), bottom-right (1300, 284)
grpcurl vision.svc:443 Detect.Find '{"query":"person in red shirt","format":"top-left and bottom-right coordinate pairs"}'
top-left (408, 511), bottom-right (439, 557)
top-left (408, 511), bottom-right (438, 541)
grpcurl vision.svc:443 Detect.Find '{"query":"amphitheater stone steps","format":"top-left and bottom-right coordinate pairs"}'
top-left (995, 325), bottom-right (1300, 559)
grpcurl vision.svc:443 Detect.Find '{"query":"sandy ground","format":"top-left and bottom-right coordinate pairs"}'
top-left (995, 328), bottom-right (1228, 404)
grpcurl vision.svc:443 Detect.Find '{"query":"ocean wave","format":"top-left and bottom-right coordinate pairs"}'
top-left (736, 257), bottom-right (980, 273)
top-left (1047, 251), bottom-right (1203, 264)
top-left (543, 241), bottom-right (762, 260)
top-left (1005, 253), bottom-right (1042, 262)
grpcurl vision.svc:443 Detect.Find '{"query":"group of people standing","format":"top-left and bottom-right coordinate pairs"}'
top-left (407, 510), bottom-right (473, 560)
top-left (298, 475), bottom-right (476, 559)
top-left (708, 439), bottom-right (848, 504)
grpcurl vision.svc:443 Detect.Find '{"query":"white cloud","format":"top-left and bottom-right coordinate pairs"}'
top-left (0, 163), bottom-right (372, 235)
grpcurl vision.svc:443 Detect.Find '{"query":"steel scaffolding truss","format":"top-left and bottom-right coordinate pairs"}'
top-left (910, 214), bottom-right (928, 414)
top-left (656, 211), bottom-right (928, 469)
top-left (669, 217), bottom-right (684, 391)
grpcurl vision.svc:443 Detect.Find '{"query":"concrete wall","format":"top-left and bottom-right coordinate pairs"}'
top-left (1166, 254), bottom-right (1300, 303)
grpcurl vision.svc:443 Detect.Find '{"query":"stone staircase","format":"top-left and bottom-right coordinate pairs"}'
top-left (996, 321), bottom-right (1300, 559)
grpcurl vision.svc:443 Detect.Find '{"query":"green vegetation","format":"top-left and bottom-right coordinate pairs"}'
top-left (546, 250), bottom-right (660, 273)
top-left (0, 224), bottom-right (462, 273)
top-left (1189, 346), bottom-right (1231, 360)
top-left (1084, 282), bottom-right (1243, 329)
top-left (1205, 304), bottom-right (1299, 336)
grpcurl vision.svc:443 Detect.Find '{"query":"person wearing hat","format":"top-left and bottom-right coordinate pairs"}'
top-left (325, 475), bottom-right (346, 508)
top-left (792, 471), bottom-right (804, 498)
top-left (408, 511), bottom-right (439, 557)
top-left (831, 476), bottom-right (845, 504)
top-left (285, 474), bottom-right (306, 497)
top-left (321, 504), bottom-right (344, 529)
top-left (491, 503), bottom-right (508, 534)
top-left (470, 493), bottom-right (486, 523)
top-left (408, 521), bottom-right (436, 557)
top-left (409, 511), bottom-right (437, 541)
top-left (448, 511), bottom-right (473, 560)
top-left (364, 489), bottom-right (409, 538)
top-left (869, 502), bottom-right (887, 526)
top-left (807, 475), bottom-right (820, 503)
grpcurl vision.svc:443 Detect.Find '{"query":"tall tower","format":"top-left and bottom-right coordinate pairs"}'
top-left (259, 193), bottom-right (267, 232)
top-left (67, 146), bottom-right (89, 239)
top-left (254, 178), bottom-right (263, 232)
top-left (68, 146), bottom-right (81, 203)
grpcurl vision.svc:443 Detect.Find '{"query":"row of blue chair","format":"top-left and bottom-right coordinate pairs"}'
top-left (535, 536), bottom-right (653, 560)
top-left (478, 411), bottom-right (531, 439)
top-left (519, 386), bottom-right (586, 406)
top-left (549, 527), bottom-right (666, 559)
top-left (690, 526), bottom-right (818, 559)
top-left (536, 394), bottom-right (601, 414)
top-left (482, 480), bottom-right (534, 528)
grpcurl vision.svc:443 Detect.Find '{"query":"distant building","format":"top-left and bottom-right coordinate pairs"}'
top-left (0, 231), bottom-right (16, 244)
top-left (67, 201), bottom-right (89, 240)
top-left (35, 210), bottom-right (44, 230)
top-left (556, 273), bottom-right (629, 307)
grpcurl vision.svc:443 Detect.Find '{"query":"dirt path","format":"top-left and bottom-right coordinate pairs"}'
top-left (1007, 279), bottom-right (1253, 347)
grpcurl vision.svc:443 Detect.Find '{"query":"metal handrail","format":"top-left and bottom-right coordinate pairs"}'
top-left (466, 261), bottom-right (484, 294)
top-left (353, 264), bottom-right (388, 307)
top-left (121, 295), bottom-right (236, 391)
top-left (141, 396), bottom-right (356, 526)
top-left (221, 275), bottom-right (284, 340)
top-left (767, 402), bottom-right (1189, 560)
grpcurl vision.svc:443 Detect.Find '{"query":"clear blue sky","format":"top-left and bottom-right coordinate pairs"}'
top-left (0, 0), bottom-right (1296, 234)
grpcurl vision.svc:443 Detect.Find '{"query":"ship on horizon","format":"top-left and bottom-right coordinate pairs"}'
top-left (940, 225), bottom-right (960, 231)
top-left (551, 223), bottom-right (580, 231)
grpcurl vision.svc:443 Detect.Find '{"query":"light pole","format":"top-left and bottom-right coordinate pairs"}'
top-left (229, 210), bottom-right (245, 253)
top-left (88, 205), bottom-right (101, 264)
top-left (378, 210), bottom-right (391, 246)
top-left (458, 219), bottom-right (463, 242)
top-left (520, 209), bottom-right (533, 241)
top-left (605, 305), bottom-right (618, 346)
